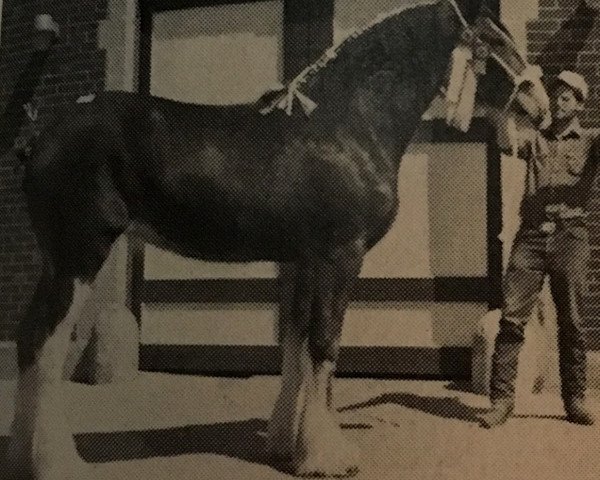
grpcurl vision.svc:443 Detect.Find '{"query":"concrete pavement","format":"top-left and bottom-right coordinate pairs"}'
top-left (2, 374), bottom-right (600, 480)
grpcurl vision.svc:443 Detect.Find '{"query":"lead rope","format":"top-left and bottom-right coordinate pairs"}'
top-left (445, 41), bottom-right (479, 132)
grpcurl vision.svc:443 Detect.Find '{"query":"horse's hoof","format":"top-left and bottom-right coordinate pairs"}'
top-left (292, 459), bottom-right (360, 478)
top-left (291, 439), bottom-right (360, 478)
top-left (293, 402), bottom-right (361, 478)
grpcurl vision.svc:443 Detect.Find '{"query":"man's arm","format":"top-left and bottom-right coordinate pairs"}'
top-left (489, 109), bottom-right (533, 159)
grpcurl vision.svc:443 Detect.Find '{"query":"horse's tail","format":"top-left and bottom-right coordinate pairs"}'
top-left (6, 14), bottom-right (60, 166)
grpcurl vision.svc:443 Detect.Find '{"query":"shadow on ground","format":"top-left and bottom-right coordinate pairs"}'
top-left (1, 418), bottom-right (371, 472)
top-left (339, 391), bottom-right (484, 422)
top-left (0, 390), bottom-right (485, 472)
top-left (2, 421), bottom-right (288, 474)
top-left (70, 419), bottom-right (271, 465)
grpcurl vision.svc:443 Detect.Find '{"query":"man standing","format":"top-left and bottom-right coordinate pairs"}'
top-left (480, 71), bottom-right (599, 428)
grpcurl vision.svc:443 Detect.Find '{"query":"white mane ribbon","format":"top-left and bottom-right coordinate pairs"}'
top-left (258, 46), bottom-right (338, 116)
top-left (267, 78), bottom-right (320, 116)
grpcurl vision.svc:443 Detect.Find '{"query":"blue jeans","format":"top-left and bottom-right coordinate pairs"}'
top-left (490, 219), bottom-right (590, 401)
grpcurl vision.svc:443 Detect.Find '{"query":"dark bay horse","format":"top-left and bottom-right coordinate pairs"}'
top-left (7, 0), bottom-right (550, 478)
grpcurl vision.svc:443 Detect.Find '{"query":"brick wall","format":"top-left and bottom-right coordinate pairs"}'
top-left (526, 0), bottom-right (600, 328)
top-left (0, 0), bottom-right (108, 340)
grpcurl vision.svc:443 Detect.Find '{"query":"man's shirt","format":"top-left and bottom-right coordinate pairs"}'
top-left (509, 117), bottom-right (600, 225)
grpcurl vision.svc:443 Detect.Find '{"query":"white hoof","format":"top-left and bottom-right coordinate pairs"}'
top-left (293, 439), bottom-right (360, 478)
top-left (293, 409), bottom-right (360, 477)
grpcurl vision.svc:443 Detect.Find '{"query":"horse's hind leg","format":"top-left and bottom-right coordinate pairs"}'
top-left (6, 266), bottom-right (94, 480)
top-left (6, 223), bottom-right (123, 479)
top-left (293, 240), bottom-right (364, 478)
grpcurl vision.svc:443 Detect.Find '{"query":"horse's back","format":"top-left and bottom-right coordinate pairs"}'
top-left (23, 89), bottom-right (388, 266)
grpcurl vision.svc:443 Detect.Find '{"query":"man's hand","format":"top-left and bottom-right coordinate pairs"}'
top-left (486, 105), bottom-right (533, 158)
top-left (515, 81), bottom-right (551, 130)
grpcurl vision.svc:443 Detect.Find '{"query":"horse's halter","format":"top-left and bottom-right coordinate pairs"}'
top-left (444, 0), bottom-right (549, 131)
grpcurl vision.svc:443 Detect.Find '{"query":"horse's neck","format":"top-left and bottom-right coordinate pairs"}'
top-left (308, 6), bottom-right (460, 172)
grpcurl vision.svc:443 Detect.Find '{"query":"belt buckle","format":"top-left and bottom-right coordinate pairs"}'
top-left (540, 221), bottom-right (556, 234)
top-left (545, 204), bottom-right (562, 216)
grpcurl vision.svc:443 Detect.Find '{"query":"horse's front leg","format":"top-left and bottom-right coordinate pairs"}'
top-left (293, 240), bottom-right (364, 478)
top-left (267, 263), bottom-right (314, 461)
top-left (6, 272), bottom-right (92, 480)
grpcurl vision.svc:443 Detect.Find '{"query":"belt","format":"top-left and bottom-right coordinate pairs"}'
top-left (537, 204), bottom-right (587, 234)
top-left (544, 204), bottom-right (587, 220)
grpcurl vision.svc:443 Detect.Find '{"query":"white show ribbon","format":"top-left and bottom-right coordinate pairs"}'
top-left (442, 3), bottom-right (490, 132)
top-left (445, 45), bottom-right (479, 132)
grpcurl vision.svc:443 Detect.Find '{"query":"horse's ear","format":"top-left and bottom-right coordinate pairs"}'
top-left (455, 0), bottom-right (498, 24)
top-left (474, 0), bottom-right (500, 23)
top-left (455, 0), bottom-right (484, 24)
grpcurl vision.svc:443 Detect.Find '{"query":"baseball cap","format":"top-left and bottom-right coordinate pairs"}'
top-left (555, 70), bottom-right (589, 102)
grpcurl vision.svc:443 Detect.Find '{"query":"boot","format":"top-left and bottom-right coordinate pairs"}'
top-left (478, 398), bottom-right (514, 429)
top-left (564, 397), bottom-right (595, 426)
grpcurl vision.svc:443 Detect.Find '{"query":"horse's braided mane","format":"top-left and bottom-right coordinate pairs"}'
top-left (261, 0), bottom-right (459, 113)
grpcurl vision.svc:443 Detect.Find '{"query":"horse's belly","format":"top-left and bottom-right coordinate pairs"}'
top-left (132, 211), bottom-right (294, 262)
